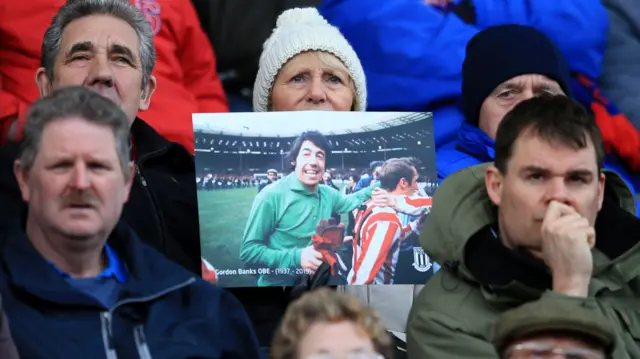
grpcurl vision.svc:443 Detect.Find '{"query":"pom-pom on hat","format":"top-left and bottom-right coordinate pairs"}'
top-left (252, 7), bottom-right (367, 112)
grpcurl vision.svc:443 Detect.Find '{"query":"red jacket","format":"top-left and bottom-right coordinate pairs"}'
top-left (0, 0), bottom-right (228, 153)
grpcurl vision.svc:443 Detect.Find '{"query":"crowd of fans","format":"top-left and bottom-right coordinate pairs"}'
top-left (0, 0), bottom-right (639, 359)
top-left (197, 174), bottom-right (259, 190)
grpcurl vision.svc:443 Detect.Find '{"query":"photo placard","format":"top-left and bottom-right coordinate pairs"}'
top-left (194, 111), bottom-right (438, 287)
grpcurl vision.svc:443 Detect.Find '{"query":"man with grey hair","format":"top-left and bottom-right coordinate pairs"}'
top-left (0, 86), bottom-right (260, 359)
top-left (0, 0), bottom-right (202, 275)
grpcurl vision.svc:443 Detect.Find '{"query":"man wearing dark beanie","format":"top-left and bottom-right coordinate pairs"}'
top-left (461, 24), bottom-right (572, 134)
top-left (436, 24), bottom-right (639, 215)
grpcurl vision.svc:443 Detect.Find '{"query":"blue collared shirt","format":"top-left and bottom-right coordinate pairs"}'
top-left (49, 244), bottom-right (126, 308)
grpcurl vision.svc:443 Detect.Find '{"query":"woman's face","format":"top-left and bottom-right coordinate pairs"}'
top-left (297, 321), bottom-right (377, 359)
top-left (270, 51), bottom-right (355, 112)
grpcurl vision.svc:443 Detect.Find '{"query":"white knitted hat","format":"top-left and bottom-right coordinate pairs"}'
top-left (252, 7), bottom-right (367, 112)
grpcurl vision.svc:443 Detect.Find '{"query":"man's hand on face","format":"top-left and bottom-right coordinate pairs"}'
top-left (300, 245), bottom-right (323, 274)
top-left (540, 201), bottom-right (595, 297)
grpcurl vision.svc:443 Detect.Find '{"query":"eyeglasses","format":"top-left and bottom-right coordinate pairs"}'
top-left (304, 353), bottom-right (384, 359)
top-left (505, 342), bottom-right (606, 359)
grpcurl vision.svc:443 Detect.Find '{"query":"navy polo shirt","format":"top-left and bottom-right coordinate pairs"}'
top-left (50, 244), bottom-right (127, 309)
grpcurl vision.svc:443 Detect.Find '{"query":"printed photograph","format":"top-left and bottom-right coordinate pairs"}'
top-left (194, 111), bottom-right (438, 287)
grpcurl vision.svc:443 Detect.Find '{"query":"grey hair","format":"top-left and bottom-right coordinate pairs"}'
top-left (19, 86), bottom-right (132, 181)
top-left (41, 0), bottom-right (156, 90)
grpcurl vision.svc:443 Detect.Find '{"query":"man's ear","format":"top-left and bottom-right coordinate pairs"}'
top-left (35, 68), bottom-right (52, 97)
top-left (138, 75), bottom-right (157, 111)
top-left (13, 160), bottom-right (30, 202)
top-left (485, 165), bottom-right (503, 206)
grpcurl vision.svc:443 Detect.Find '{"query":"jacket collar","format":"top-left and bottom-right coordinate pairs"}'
top-left (131, 117), bottom-right (191, 161)
top-left (287, 172), bottom-right (319, 195)
top-left (48, 243), bottom-right (126, 283)
top-left (456, 121), bottom-right (495, 162)
top-left (0, 220), bottom-right (195, 307)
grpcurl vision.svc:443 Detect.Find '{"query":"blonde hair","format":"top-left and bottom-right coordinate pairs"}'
top-left (271, 288), bottom-right (393, 359)
top-left (268, 50), bottom-right (358, 111)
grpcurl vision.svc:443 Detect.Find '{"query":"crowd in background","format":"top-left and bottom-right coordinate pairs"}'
top-left (0, 0), bottom-right (639, 359)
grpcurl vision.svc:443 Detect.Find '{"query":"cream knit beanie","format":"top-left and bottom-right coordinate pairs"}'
top-left (252, 7), bottom-right (367, 112)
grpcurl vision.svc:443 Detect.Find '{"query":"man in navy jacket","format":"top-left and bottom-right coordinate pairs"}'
top-left (0, 86), bottom-right (260, 359)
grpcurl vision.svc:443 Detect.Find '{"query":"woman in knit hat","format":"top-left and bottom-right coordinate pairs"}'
top-left (232, 10), bottom-right (370, 357)
top-left (252, 7), bottom-right (367, 112)
top-left (231, 8), bottom-right (412, 358)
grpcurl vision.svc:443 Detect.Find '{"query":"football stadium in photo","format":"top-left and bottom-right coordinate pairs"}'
top-left (193, 112), bottom-right (437, 286)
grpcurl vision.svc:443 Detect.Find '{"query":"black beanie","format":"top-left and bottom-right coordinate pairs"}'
top-left (462, 24), bottom-right (573, 126)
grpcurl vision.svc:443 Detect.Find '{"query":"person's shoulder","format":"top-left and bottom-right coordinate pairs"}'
top-left (370, 203), bottom-right (399, 217)
top-left (436, 147), bottom-right (482, 179)
top-left (0, 226), bottom-right (26, 251)
top-left (255, 179), bottom-right (284, 201)
top-left (0, 143), bottom-right (20, 169)
top-left (188, 277), bottom-right (225, 297)
top-left (0, 142), bottom-right (20, 157)
top-left (411, 269), bottom-right (497, 335)
top-left (319, 182), bottom-right (340, 194)
top-left (182, 278), bottom-right (247, 314)
top-left (0, 142), bottom-right (18, 170)
top-left (132, 117), bottom-right (194, 161)
top-left (0, 144), bottom-right (26, 229)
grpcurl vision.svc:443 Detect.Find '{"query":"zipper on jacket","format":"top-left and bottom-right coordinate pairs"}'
top-left (133, 325), bottom-right (153, 359)
top-left (100, 278), bottom-right (196, 359)
top-left (101, 311), bottom-right (119, 359)
top-left (134, 149), bottom-right (172, 255)
top-left (135, 165), bottom-right (148, 187)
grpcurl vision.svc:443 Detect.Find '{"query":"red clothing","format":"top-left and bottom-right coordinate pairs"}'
top-left (0, 0), bottom-right (228, 153)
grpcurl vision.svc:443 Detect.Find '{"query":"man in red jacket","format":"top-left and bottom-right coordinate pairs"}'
top-left (0, 0), bottom-right (228, 153)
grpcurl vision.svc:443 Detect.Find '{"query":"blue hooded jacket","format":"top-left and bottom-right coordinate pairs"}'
top-left (319, 0), bottom-right (607, 148)
top-left (319, 0), bottom-right (639, 209)
top-left (0, 222), bottom-right (261, 359)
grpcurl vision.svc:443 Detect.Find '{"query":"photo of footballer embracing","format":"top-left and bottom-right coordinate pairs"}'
top-left (192, 111), bottom-right (439, 288)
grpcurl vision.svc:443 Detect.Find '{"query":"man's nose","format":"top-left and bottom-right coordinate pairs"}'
top-left (307, 156), bottom-right (318, 167)
top-left (70, 164), bottom-right (91, 190)
top-left (521, 88), bottom-right (535, 101)
top-left (86, 55), bottom-right (114, 87)
top-left (543, 177), bottom-right (574, 207)
top-left (306, 77), bottom-right (327, 104)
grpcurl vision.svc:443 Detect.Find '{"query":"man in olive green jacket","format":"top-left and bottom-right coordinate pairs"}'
top-left (407, 95), bottom-right (640, 359)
